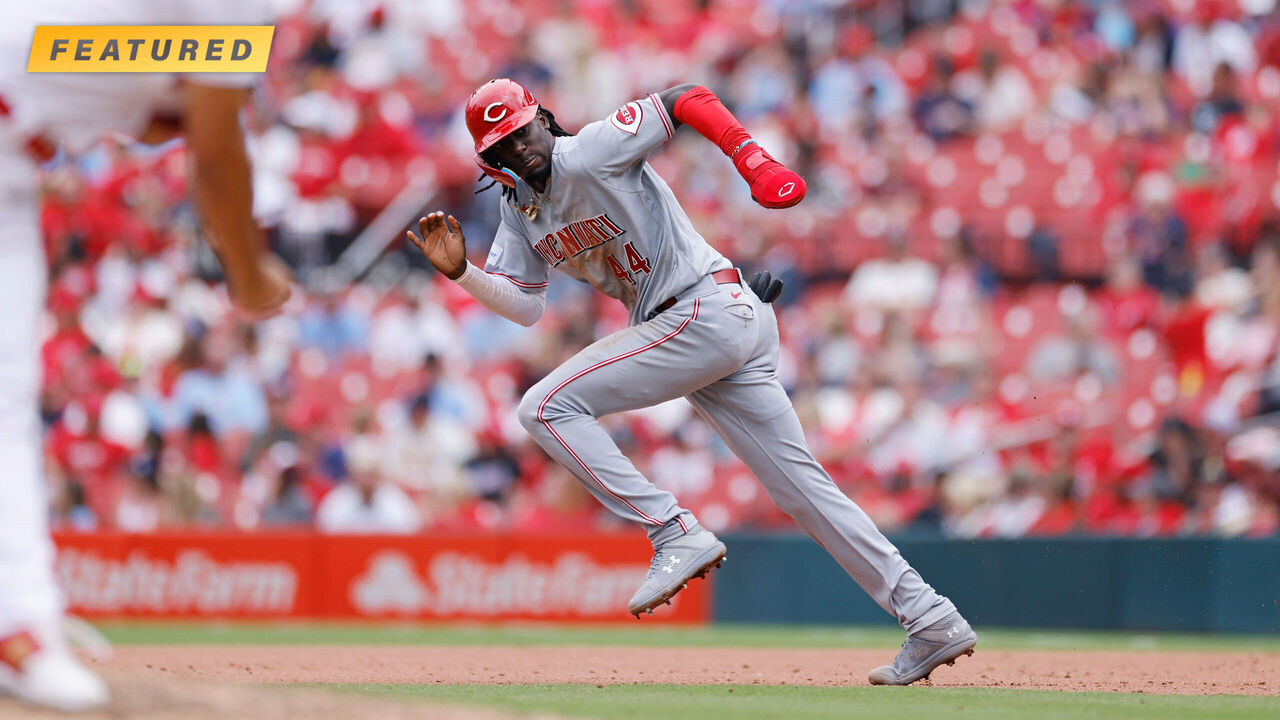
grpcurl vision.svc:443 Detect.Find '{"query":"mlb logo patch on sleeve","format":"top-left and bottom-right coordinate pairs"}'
top-left (610, 102), bottom-right (643, 135)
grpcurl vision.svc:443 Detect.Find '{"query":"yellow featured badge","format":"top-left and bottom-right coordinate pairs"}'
top-left (27, 26), bottom-right (273, 73)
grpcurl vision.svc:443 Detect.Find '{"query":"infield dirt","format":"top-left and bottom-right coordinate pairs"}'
top-left (102, 644), bottom-right (1278, 695)
top-left (3, 645), bottom-right (1276, 719)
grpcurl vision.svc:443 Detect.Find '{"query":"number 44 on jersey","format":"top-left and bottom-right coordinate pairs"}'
top-left (608, 242), bottom-right (651, 285)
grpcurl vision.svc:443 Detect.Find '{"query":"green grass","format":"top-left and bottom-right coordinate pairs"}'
top-left (96, 621), bottom-right (1280, 653)
top-left (92, 622), bottom-right (1280, 719)
top-left (341, 684), bottom-right (1280, 720)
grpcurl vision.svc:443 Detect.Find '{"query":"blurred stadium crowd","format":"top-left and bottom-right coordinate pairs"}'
top-left (39, 0), bottom-right (1280, 538)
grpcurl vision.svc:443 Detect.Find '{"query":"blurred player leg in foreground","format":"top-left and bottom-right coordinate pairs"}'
top-left (0, 199), bottom-right (109, 712)
top-left (0, 2), bottom-right (289, 711)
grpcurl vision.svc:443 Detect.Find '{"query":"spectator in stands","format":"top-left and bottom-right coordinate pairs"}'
top-left (1026, 304), bottom-right (1121, 386)
top-left (159, 414), bottom-right (226, 527)
top-left (985, 471), bottom-right (1046, 538)
top-left (1028, 475), bottom-right (1079, 536)
top-left (163, 329), bottom-right (268, 439)
top-left (85, 284), bottom-right (184, 380)
top-left (1247, 235), bottom-right (1280, 322)
top-left (41, 287), bottom-right (93, 398)
top-left (1130, 172), bottom-right (1190, 294)
top-left (808, 26), bottom-right (907, 136)
top-left (1173, 8), bottom-right (1257, 98)
top-left (465, 430), bottom-right (522, 504)
top-left (259, 465), bottom-right (314, 527)
top-left (367, 284), bottom-right (461, 372)
top-left (1105, 55), bottom-right (1173, 137)
top-left (1050, 60), bottom-right (1109, 124)
top-left (316, 436), bottom-right (421, 534)
top-left (1142, 418), bottom-right (1209, 508)
top-left (960, 49), bottom-right (1033, 131)
top-left (1096, 254), bottom-right (1159, 334)
top-left (1027, 225), bottom-right (1063, 282)
top-left (912, 56), bottom-right (974, 141)
top-left (1194, 243), bottom-right (1252, 313)
top-left (128, 431), bottom-right (164, 498)
top-left (1131, 10), bottom-right (1174, 75)
top-left (241, 382), bottom-right (300, 472)
top-left (498, 35), bottom-right (554, 97)
top-left (297, 291), bottom-right (369, 360)
top-left (1247, 237), bottom-right (1280, 414)
top-left (843, 233), bottom-right (938, 318)
top-left (1192, 62), bottom-right (1245, 134)
top-left (871, 313), bottom-right (929, 388)
top-left (647, 422), bottom-right (715, 500)
top-left (380, 394), bottom-right (476, 503)
top-left (300, 23), bottom-right (340, 69)
top-left (115, 472), bottom-right (161, 533)
top-left (48, 477), bottom-right (98, 532)
top-left (864, 373), bottom-right (951, 478)
top-left (1161, 278), bottom-right (1213, 396)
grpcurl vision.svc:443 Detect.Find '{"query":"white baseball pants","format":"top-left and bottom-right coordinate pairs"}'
top-left (517, 275), bottom-right (958, 633)
top-left (0, 143), bottom-right (62, 638)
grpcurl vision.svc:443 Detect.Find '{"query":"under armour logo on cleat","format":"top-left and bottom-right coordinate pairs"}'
top-left (946, 625), bottom-right (958, 638)
top-left (662, 558), bottom-right (682, 573)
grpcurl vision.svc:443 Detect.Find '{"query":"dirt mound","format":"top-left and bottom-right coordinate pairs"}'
top-left (103, 645), bottom-right (1280, 695)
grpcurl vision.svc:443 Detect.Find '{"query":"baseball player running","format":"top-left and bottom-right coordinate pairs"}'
top-left (408, 78), bottom-right (976, 685)
top-left (0, 1), bottom-right (289, 711)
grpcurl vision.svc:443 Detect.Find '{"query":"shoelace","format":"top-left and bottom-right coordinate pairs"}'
top-left (891, 639), bottom-right (910, 664)
top-left (644, 548), bottom-right (671, 580)
top-left (887, 634), bottom-right (939, 667)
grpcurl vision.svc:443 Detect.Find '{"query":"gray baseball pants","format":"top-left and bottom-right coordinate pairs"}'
top-left (516, 273), bottom-right (957, 633)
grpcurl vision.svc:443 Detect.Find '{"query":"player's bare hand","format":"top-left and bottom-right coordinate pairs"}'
top-left (407, 212), bottom-right (467, 280)
top-left (226, 252), bottom-right (293, 320)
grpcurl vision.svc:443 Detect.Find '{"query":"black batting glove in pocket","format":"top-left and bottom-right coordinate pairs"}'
top-left (749, 271), bottom-right (783, 303)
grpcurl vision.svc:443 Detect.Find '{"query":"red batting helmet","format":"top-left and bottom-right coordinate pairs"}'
top-left (465, 78), bottom-right (539, 155)
top-left (465, 79), bottom-right (539, 189)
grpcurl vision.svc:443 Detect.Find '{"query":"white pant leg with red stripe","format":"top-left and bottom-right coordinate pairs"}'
top-left (0, 145), bottom-right (62, 638)
top-left (684, 299), bottom-right (958, 634)
top-left (517, 283), bottom-right (754, 546)
top-left (518, 277), bottom-right (958, 633)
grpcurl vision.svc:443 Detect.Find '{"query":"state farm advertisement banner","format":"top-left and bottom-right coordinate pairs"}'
top-left (54, 533), bottom-right (318, 617)
top-left (51, 532), bottom-right (710, 624)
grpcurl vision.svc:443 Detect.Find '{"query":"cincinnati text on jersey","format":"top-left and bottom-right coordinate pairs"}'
top-left (531, 213), bottom-right (626, 266)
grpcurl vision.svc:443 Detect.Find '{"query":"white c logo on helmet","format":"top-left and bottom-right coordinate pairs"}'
top-left (483, 102), bottom-right (508, 122)
top-left (779, 182), bottom-right (795, 197)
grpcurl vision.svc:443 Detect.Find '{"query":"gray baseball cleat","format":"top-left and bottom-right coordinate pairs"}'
top-left (628, 526), bottom-right (727, 618)
top-left (868, 611), bottom-right (977, 686)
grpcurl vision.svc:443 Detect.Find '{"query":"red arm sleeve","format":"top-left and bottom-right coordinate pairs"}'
top-left (671, 86), bottom-right (753, 158)
top-left (670, 85), bottom-right (807, 209)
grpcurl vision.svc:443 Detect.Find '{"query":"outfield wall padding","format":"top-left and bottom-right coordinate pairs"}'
top-left (713, 535), bottom-right (1280, 632)
top-left (51, 532), bottom-right (709, 623)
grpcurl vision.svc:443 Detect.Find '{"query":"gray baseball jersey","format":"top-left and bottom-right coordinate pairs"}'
top-left (483, 93), bottom-right (730, 325)
top-left (487, 94), bottom-right (958, 633)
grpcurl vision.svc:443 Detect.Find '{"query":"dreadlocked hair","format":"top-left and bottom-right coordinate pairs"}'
top-left (475, 107), bottom-right (575, 201)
